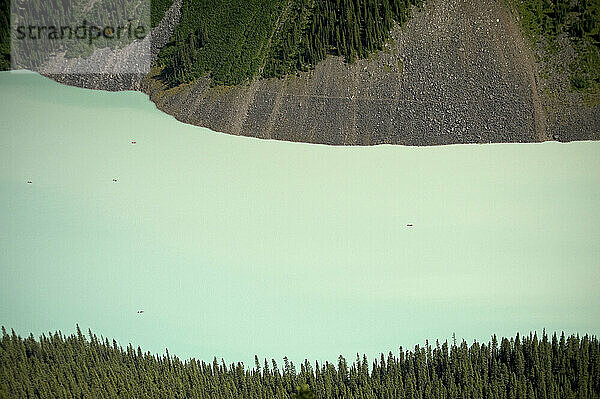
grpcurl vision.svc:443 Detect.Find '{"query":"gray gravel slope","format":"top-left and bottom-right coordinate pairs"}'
top-left (49, 0), bottom-right (600, 146)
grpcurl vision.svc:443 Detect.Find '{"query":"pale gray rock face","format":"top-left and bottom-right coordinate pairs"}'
top-left (47, 0), bottom-right (600, 146)
top-left (43, 0), bottom-right (183, 92)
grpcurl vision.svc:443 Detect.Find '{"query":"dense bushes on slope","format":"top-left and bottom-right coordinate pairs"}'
top-left (509, 0), bottom-right (600, 95)
top-left (2, 326), bottom-right (599, 398)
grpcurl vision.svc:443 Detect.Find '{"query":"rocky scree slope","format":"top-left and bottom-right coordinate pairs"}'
top-left (50, 0), bottom-right (600, 145)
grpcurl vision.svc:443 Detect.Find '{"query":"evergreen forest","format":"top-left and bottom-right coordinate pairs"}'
top-left (1, 326), bottom-right (599, 398)
top-left (156, 0), bottom-right (423, 86)
top-left (2, 0), bottom-right (598, 94)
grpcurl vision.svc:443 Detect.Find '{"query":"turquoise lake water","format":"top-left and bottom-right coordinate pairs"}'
top-left (1, 71), bottom-right (599, 366)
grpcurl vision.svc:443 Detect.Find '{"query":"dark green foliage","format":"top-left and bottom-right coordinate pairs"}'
top-left (157, 0), bottom-right (422, 86)
top-left (2, 327), bottom-right (600, 398)
top-left (0, 0), bottom-right (10, 70)
top-left (511, 0), bottom-right (599, 42)
top-left (293, 383), bottom-right (317, 398)
top-left (151, 0), bottom-right (174, 28)
top-left (510, 0), bottom-right (600, 94)
top-left (157, 0), bottom-right (283, 86)
top-left (262, 0), bottom-right (423, 78)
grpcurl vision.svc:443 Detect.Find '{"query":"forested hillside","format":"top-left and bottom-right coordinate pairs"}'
top-left (156, 0), bottom-right (422, 86)
top-left (262, 0), bottom-right (423, 78)
top-left (508, 0), bottom-right (600, 97)
top-left (156, 0), bottom-right (283, 86)
top-left (1, 326), bottom-right (599, 398)
top-left (151, 0), bottom-right (174, 28)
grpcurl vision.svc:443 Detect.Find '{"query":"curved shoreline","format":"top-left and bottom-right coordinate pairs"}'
top-left (44, 0), bottom-right (600, 146)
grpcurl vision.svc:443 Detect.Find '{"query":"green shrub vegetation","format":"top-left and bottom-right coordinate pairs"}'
top-left (508, 0), bottom-right (600, 95)
top-left (156, 0), bottom-right (422, 86)
top-left (2, 326), bottom-right (599, 398)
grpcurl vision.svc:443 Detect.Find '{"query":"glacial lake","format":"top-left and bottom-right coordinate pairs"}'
top-left (1, 71), bottom-right (599, 366)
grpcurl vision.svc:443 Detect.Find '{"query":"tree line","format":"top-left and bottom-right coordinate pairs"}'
top-left (156, 0), bottom-right (423, 86)
top-left (156, 0), bottom-right (285, 86)
top-left (1, 326), bottom-right (599, 398)
top-left (263, 0), bottom-right (422, 79)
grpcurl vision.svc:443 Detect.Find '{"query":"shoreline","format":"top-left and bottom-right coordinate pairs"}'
top-left (39, 0), bottom-right (600, 146)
